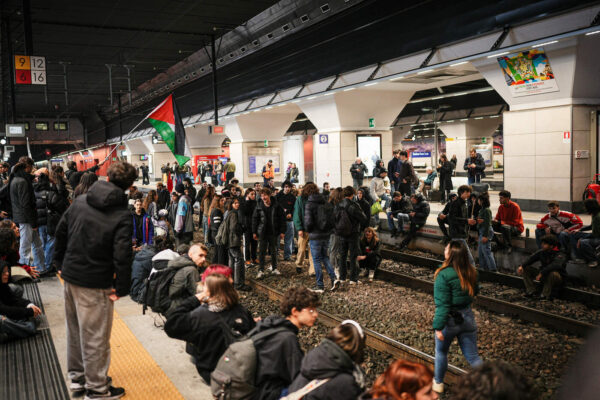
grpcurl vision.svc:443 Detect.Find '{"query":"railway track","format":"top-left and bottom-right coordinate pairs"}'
top-left (378, 250), bottom-right (598, 336)
top-left (247, 277), bottom-right (467, 384)
top-left (380, 249), bottom-right (600, 308)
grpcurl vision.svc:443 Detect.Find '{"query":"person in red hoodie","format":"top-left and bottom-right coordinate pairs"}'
top-left (492, 190), bottom-right (523, 254)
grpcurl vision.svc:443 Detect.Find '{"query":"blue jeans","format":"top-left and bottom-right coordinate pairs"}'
top-left (309, 239), bottom-right (336, 289)
top-left (580, 237), bottom-right (600, 262)
top-left (434, 307), bottom-right (482, 384)
top-left (570, 231), bottom-right (592, 259)
top-left (202, 215), bottom-right (209, 245)
top-left (0, 316), bottom-right (37, 340)
top-left (455, 238), bottom-right (475, 266)
top-left (283, 221), bottom-right (295, 260)
top-left (467, 174), bottom-right (481, 184)
top-left (535, 228), bottom-right (570, 251)
top-left (387, 211), bottom-right (410, 233)
top-left (478, 233), bottom-right (497, 271)
top-left (18, 223), bottom-right (45, 269)
top-left (38, 225), bottom-right (56, 273)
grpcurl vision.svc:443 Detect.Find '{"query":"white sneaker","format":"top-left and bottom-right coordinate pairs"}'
top-left (331, 280), bottom-right (341, 291)
top-left (432, 381), bottom-right (444, 393)
top-left (256, 271), bottom-right (264, 279)
top-left (271, 269), bottom-right (281, 275)
top-left (589, 261), bottom-right (598, 268)
top-left (349, 280), bottom-right (357, 285)
top-left (368, 270), bottom-right (375, 281)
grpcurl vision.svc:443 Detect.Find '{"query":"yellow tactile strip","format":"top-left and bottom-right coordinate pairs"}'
top-left (109, 311), bottom-right (184, 399)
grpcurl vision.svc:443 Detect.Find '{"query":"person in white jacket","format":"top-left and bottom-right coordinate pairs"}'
top-left (370, 168), bottom-right (392, 225)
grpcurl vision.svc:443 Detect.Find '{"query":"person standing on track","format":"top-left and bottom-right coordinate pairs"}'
top-left (54, 161), bottom-right (137, 400)
top-left (432, 240), bottom-right (482, 394)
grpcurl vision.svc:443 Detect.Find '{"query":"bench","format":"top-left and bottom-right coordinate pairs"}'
top-left (0, 281), bottom-right (69, 400)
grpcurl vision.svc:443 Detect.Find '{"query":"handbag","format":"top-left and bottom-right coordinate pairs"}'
top-left (371, 200), bottom-right (383, 216)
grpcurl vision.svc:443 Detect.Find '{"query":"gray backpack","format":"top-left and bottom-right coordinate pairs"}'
top-left (211, 327), bottom-right (288, 400)
top-left (214, 214), bottom-right (231, 247)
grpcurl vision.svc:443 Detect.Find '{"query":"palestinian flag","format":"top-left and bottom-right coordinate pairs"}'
top-left (146, 94), bottom-right (191, 165)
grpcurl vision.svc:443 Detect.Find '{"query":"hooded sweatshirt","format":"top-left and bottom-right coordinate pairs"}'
top-left (253, 315), bottom-right (303, 400)
top-left (54, 180), bottom-right (133, 296)
top-left (287, 339), bottom-right (365, 400)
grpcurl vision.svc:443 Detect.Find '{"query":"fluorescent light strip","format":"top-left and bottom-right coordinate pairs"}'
top-left (474, 117), bottom-right (484, 120)
top-left (389, 76), bottom-right (404, 82)
top-left (265, 106), bottom-right (273, 109)
top-left (450, 61), bottom-right (468, 67)
top-left (291, 99), bottom-right (300, 103)
top-left (487, 51), bottom-right (509, 58)
top-left (343, 88), bottom-right (355, 92)
top-left (417, 69), bottom-right (435, 75)
top-left (323, 92), bottom-right (334, 96)
top-left (460, 118), bottom-right (468, 121)
top-left (532, 40), bottom-right (558, 48)
top-left (364, 82), bottom-right (378, 87)
top-left (307, 96), bottom-right (317, 100)
top-left (586, 30), bottom-right (600, 36)
top-left (277, 103), bottom-right (287, 107)
top-left (489, 115), bottom-right (500, 118)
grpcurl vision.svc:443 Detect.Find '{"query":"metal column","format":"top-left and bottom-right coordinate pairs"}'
top-left (211, 34), bottom-right (218, 125)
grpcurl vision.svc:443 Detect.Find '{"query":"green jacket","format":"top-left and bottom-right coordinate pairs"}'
top-left (292, 196), bottom-right (307, 233)
top-left (433, 266), bottom-right (478, 330)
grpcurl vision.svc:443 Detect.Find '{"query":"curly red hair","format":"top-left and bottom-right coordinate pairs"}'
top-left (369, 359), bottom-right (433, 400)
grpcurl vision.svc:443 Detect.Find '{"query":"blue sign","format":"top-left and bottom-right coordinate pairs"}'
top-left (412, 151), bottom-right (431, 158)
top-left (248, 156), bottom-right (256, 174)
top-left (319, 134), bottom-right (328, 144)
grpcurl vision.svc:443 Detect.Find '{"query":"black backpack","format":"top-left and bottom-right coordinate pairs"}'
top-left (143, 267), bottom-right (179, 315)
top-left (317, 202), bottom-right (335, 232)
top-left (334, 205), bottom-right (354, 237)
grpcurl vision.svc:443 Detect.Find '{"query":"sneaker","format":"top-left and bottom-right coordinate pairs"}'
top-left (588, 261), bottom-right (598, 268)
top-left (573, 258), bottom-right (586, 264)
top-left (72, 377), bottom-right (113, 396)
top-left (349, 280), bottom-right (357, 285)
top-left (368, 270), bottom-right (375, 281)
top-left (256, 271), bottom-right (265, 279)
top-left (310, 286), bottom-right (324, 294)
top-left (271, 269), bottom-right (281, 276)
top-left (432, 381), bottom-right (444, 394)
top-left (84, 386), bottom-right (125, 400)
top-left (331, 280), bottom-right (341, 291)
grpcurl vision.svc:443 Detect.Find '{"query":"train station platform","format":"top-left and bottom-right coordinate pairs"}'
top-left (37, 277), bottom-right (212, 400)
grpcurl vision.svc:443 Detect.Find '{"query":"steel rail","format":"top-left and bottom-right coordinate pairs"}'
top-left (247, 278), bottom-right (467, 384)
top-left (375, 269), bottom-right (597, 337)
top-left (381, 249), bottom-right (600, 308)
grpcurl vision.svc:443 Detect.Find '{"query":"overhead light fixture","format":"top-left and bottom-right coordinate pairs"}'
top-left (364, 82), bottom-right (378, 87)
top-left (446, 120), bottom-right (455, 123)
top-left (450, 61), bottom-right (468, 67)
top-left (489, 115), bottom-right (500, 118)
top-left (460, 118), bottom-right (468, 121)
top-left (477, 87), bottom-right (494, 93)
top-left (487, 52), bottom-right (509, 58)
top-left (277, 103), bottom-right (287, 107)
top-left (343, 88), bottom-right (355, 92)
top-left (389, 76), bottom-right (404, 82)
top-left (323, 92), bottom-right (334, 96)
top-left (586, 30), bottom-right (600, 36)
top-left (265, 106), bottom-right (273, 109)
top-left (417, 69), bottom-right (435, 75)
top-left (532, 40), bottom-right (558, 48)
top-left (242, 111), bottom-right (250, 115)
top-left (474, 117), bottom-right (484, 120)
top-left (291, 99), bottom-right (300, 103)
top-left (307, 96), bottom-right (317, 100)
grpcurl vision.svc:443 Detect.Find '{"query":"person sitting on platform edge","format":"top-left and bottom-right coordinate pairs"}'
top-left (358, 227), bottom-right (382, 281)
top-left (535, 201), bottom-right (583, 254)
top-left (492, 190), bottom-right (524, 254)
top-left (417, 167), bottom-right (437, 199)
top-left (398, 194), bottom-right (430, 250)
top-left (517, 234), bottom-right (566, 301)
top-left (0, 259), bottom-right (43, 343)
top-left (387, 191), bottom-right (412, 238)
top-left (437, 193), bottom-right (457, 243)
top-left (570, 198), bottom-right (600, 268)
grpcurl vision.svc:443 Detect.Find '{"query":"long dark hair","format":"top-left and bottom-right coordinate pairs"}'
top-left (73, 172), bottom-right (98, 198)
top-left (435, 240), bottom-right (477, 297)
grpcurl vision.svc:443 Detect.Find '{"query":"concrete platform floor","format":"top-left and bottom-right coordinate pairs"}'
top-left (37, 276), bottom-right (212, 400)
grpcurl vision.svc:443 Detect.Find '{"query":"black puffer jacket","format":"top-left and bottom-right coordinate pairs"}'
top-left (164, 297), bottom-right (255, 382)
top-left (242, 197), bottom-right (257, 232)
top-left (304, 194), bottom-right (332, 241)
top-left (463, 153), bottom-right (486, 177)
top-left (275, 191), bottom-right (296, 220)
top-left (253, 316), bottom-right (303, 400)
top-left (288, 339), bottom-right (365, 400)
top-left (252, 199), bottom-right (286, 240)
top-left (335, 198), bottom-right (368, 238)
top-left (129, 246), bottom-right (156, 303)
top-left (34, 174), bottom-right (69, 233)
top-left (9, 163), bottom-right (37, 226)
top-left (54, 180), bottom-right (133, 296)
top-left (390, 197), bottom-right (412, 214)
top-left (410, 197), bottom-right (430, 225)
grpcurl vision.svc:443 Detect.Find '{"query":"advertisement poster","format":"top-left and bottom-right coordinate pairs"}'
top-left (497, 49), bottom-right (558, 97)
top-left (357, 135), bottom-right (381, 177)
top-left (247, 149), bottom-right (281, 175)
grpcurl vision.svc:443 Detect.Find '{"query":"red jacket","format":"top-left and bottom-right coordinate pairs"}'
top-left (495, 201), bottom-right (524, 233)
top-left (537, 211), bottom-right (583, 233)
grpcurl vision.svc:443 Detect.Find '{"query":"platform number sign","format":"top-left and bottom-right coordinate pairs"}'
top-left (14, 55), bottom-right (46, 85)
top-left (319, 134), bottom-right (328, 144)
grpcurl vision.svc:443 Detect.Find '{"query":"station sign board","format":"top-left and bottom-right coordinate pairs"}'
top-left (5, 124), bottom-right (26, 137)
top-left (14, 55), bottom-right (46, 85)
top-left (208, 125), bottom-right (225, 135)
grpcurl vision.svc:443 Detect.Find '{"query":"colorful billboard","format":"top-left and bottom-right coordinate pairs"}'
top-left (497, 49), bottom-right (558, 97)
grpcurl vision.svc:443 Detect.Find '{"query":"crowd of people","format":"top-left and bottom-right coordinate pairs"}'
top-left (1, 152), bottom-right (599, 400)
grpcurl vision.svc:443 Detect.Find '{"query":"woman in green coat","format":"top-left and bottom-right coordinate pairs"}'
top-left (432, 240), bottom-right (482, 394)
